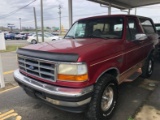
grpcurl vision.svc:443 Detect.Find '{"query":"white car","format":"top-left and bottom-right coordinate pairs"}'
top-left (15, 33), bottom-right (27, 40)
top-left (27, 33), bottom-right (60, 44)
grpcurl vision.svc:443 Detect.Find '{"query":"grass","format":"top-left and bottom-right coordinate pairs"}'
top-left (128, 116), bottom-right (134, 120)
top-left (0, 45), bottom-right (24, 53)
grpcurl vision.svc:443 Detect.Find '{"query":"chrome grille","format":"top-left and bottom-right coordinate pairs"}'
top-left (18, 55), bottom-right (56, 82)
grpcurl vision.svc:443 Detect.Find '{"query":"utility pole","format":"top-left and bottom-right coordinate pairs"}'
top-left (58, 5), bottom-right (62, 35)
top-left (41, 0), bottom-right (44, 42)
top-left (19, 18), bottom-right (21, 32)
top-left (33, 7), bottom-right (39, 42)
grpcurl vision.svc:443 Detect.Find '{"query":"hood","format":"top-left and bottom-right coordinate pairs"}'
top-left (22, 38), bottom-right (121, 62)
top-left (23, 38), bottom-right (103, 53)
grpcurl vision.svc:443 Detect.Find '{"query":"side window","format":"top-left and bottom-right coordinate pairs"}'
top-left (114, 24), bottom-right (123, 31)
top-left (126, 18), bottom-right (139, 41)
top-left (139, 18), bottom-right (155, 34)
top-left (93, 23), bottom-right (104, 31)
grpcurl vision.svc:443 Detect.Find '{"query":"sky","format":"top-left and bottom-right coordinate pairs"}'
top-left (0, 0), bottom-right (160, 29)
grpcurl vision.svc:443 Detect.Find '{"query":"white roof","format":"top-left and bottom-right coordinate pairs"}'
top-left (88, 0), bottom-right (160, 9)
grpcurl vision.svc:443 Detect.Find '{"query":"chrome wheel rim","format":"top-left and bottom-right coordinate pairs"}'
top-left (101, 84), bottom-right (114, 112)
top-left (148, 60), bottom-right (152, 74)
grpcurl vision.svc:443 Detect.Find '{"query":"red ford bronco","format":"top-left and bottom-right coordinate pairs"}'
top-left (14, 15), bottom-right (159, 120)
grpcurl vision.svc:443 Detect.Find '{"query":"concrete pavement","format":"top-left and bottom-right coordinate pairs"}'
top-left (0, 44), bottom-right (160, 119)
top-left (0, 73), bottom-right (159, 120)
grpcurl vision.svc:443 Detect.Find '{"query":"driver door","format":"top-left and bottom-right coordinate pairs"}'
top-left (125, 17), bottom-right (145, 69)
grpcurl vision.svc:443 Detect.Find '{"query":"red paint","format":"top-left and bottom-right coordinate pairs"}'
top-left (21, 15), bottom-right (158, 88)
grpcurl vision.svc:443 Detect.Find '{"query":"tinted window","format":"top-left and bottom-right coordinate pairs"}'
top-left (139, 18), bottom-right (155, 34)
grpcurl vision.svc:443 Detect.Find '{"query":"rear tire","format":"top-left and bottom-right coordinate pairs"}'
top-left (31, 40), bottom-right (37, 44)
top-left (141, 57), bottom-right (154, 78)
top-left (86, 74), bottom-right (118, 120)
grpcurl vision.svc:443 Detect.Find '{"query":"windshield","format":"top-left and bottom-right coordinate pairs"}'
top-left (65, 17), bottom-right (124, 39)
top-left (45, 32), bottom-right (54, 37)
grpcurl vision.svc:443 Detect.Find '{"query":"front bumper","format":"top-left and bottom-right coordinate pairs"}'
top-left (14, 69), bottom-right (93, 113)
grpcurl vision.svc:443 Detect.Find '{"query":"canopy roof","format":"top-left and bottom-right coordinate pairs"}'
top-left (88, 0), bottom-right (160, 9)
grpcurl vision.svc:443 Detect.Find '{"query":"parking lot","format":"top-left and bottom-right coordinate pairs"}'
top-left (0, 40), bottom-right (160, 120)
top-left (0, 65), bottom-right (160, 120)
top-left (5, 40), bottom-right (28, 46)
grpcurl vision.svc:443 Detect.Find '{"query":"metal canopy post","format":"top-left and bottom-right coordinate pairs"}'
top-left (0, 54), bottom-right (5, 88)
top-left (108, 2), bottom-right (111, 15)
top-left (135, 8), bottom-right (137, 15)
top-left (128, 9), bottom-right (131, 15)
top-left (0, 32), bottom-right (5, 88)
top-left (68, 0), bottom-right (73, 28)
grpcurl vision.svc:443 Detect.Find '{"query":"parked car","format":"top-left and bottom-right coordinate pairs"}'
top-left (27, 33), bottom-right (60, 44)
top-left (4, 33), bottom-right (15, 40)
top-left (14, 15), bottom-right (158, 120)
top-left (15, 33), bottom-right (27, 40)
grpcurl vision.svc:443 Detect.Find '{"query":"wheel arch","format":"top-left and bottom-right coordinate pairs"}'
top-left (96, 67), bottom-right (120, 84)
top-left (31, 39), bottom-right (37, 43)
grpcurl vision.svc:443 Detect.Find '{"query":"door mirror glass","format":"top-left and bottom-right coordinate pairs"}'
top-left (135, 34), bottom-right (147, 41)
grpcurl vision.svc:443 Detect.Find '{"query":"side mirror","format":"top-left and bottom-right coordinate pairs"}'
top-left (135, 34), bottom-right (147, 41)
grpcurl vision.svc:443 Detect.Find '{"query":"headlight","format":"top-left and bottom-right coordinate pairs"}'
top-left (58, 63), bottom-right (88, 82)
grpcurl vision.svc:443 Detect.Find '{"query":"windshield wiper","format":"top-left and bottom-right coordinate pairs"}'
top-left (65, 35), bottom-right (75, 39)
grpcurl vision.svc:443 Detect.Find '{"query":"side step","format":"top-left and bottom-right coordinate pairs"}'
top-left (124, 71), bottom-right (142, 82)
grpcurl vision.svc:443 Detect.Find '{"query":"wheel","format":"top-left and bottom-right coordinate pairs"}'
top-left (141, 57), bottom-right (154, 78)
top-left (86, 74), bottom-right (118, 120)
top-left (52, 39), bottom-right (55, 41)
top-left (31, 40), bottom-right (37, 44)
top-left (22, 37), bottom-right (25, 40)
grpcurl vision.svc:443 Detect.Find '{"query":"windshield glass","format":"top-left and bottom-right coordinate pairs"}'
top-left (65, 17), bottom-right (124, 39)
top-left (45, 32), bottom-right (53, 37)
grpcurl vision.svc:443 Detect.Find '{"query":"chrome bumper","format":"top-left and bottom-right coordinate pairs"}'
top-left (14, 69), bottom-right (93, 107)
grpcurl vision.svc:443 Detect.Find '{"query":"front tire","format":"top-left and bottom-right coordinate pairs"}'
top-left (86, 74), bottom-right (118, 120)
top-left (31, 40), bottom-right (37, 44)
top-left (141, 57), bottom-right (154, 78)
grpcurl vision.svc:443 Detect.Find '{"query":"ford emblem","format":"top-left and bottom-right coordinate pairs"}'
top-left (29, 65), bottom-right (34, 70)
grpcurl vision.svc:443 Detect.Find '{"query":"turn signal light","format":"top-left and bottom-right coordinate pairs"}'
top-left (58, 74), bottom-right (88, 82)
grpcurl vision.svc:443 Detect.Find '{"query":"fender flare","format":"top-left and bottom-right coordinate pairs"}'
top-left (95, 67), bottom-right (120, 84)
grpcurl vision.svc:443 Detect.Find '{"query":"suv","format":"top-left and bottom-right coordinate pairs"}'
top-left (4, 33), bottom-right (15, 40)
top-left (14, 15), bottom-right (158, 120)
top-left (15, 33), bottom-right (27, 40)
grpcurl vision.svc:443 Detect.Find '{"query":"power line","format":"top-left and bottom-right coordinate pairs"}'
top-left (22, 10), bottom-right (120, 23)
top-left (0, 0), bottom-right (37, 19)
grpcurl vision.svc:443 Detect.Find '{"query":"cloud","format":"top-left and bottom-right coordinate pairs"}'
top-left (0, 0), bottom-right (160, 29)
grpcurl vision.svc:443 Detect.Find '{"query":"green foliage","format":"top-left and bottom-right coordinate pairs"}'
top-left (0, 45), bottom-right (24, 53)
top-left (128, 116), bottom-right (134, 120)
